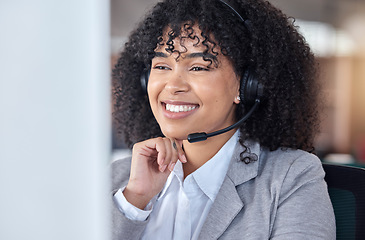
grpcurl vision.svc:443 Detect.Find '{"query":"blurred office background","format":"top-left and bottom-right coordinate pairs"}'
top-left (111, 0), bottom-right (365, 166)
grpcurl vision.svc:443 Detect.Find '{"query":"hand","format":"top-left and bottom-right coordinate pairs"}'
top-left (123, 137), bottom-right (187, 209)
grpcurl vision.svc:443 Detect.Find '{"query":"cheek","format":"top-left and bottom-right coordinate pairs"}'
top-left (147, 76), bottom-right (162, 100)
top-left (147, 81), bottom-right (160, 114)
top-left (147, 76), bottom-right (169, 126)
top-left (197, 78), bottom-right (239, 103)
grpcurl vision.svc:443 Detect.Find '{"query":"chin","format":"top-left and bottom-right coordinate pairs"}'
top-left (161, 129), bottom-right (189, 141)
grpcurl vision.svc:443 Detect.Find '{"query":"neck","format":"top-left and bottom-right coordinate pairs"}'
top-left (181, 128), bottom-right (237, 178)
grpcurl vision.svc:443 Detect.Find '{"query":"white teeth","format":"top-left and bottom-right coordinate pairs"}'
top-left (165, 103), bottom-right (197, 113)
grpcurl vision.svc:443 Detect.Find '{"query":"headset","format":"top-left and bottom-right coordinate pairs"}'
top-left (140, 0), bottom-right (264, 143)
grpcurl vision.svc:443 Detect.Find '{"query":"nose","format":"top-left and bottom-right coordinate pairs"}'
top-left (165, 70), bottom-right (189, 94)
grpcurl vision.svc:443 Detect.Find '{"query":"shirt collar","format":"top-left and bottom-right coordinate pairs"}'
top-left (158, 161), bottom-right (184, 200)
top-left (192, 131), bottom-right (239, 201)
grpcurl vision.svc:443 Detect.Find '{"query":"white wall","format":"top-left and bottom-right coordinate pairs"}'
top-left (0, 1), bottom-right (111, 239)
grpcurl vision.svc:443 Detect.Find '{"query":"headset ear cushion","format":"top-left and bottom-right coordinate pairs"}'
top-left (140, 68), bottom-right (150, 94)
top-left (240, 70), bottom-right (261, 105)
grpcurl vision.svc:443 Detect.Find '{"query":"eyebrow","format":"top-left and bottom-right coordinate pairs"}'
top-left (154, 51), bottom-right (217, 61)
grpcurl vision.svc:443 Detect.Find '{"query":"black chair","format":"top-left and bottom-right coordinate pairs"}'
top-left (323, 163), bottom-right (365, 240)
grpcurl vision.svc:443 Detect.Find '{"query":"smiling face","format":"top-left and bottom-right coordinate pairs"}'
top-left (147, 26), bottom-right (241, 141)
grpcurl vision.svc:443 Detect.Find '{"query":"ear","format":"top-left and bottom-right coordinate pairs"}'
top-left (234, 95), bottom-right (241, 104)
top-left (233, 74), bottom-right (241, 104)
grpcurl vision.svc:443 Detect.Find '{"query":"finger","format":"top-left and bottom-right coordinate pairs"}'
top-left (167, 139), bottom-right (180, 171)
top-left (175, 140), bottom-right (187, 163)
top-left (141, 137), bottom-right (166, 172)
top-left (160, 138), bottom-right (173, 172)
top-left (158, 138), bottom-right (172, 172)
top-left (133, 139), bottom-right (161, 168)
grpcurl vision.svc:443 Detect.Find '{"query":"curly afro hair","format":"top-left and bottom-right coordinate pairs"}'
top-left (112, 0), bottom-right (321, 160)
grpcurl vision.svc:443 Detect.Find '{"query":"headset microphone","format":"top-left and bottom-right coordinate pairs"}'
top-left (187, 98), bottom-right (261, 143)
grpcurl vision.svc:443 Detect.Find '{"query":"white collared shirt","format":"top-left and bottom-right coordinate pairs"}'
top-left (114, 131), bottom-right (238, 240)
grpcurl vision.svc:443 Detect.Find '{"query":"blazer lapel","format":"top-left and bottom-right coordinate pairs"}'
top-left (198, 141), bottom-right (260, 239)
top-left (198, 175), bottom-right (244, 239)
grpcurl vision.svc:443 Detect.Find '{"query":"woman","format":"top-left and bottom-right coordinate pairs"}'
top-left (111, 0), bottom-right (336, 239)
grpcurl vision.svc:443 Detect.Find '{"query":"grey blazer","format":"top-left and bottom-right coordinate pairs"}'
top-left (111, 141), bottom-right (336, 239)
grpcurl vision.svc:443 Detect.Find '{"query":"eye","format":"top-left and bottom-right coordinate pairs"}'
top-left (190, 66), bottom-right (209, 71)
top-left (153, 65), bottom-right (171, 70)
